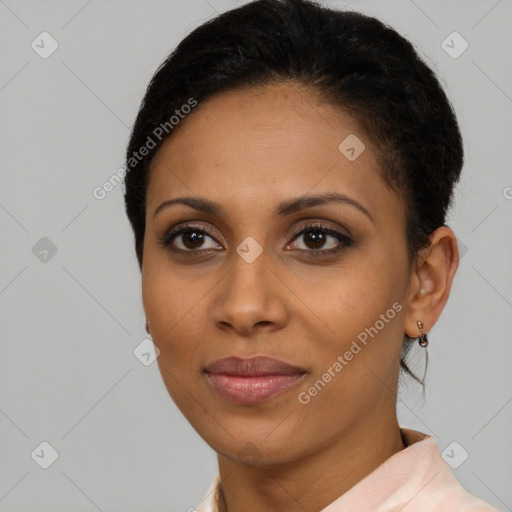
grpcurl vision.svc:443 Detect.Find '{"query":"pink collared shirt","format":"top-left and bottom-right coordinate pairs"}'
top-left (195, 428), bottom-right (500, 511)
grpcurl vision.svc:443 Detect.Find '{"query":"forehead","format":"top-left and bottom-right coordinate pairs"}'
top-left (146, 82), bottom-right (403, 225)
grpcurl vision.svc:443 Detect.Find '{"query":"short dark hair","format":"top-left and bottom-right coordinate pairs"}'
top-left (124, 0), bottom-right (464, 387)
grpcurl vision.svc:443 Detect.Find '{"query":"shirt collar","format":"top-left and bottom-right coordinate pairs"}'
top-left (195, 428), bottom-right (496, 512)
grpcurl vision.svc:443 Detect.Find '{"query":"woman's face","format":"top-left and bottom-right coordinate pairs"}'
top-left (142, 82), bottom-right (415, 465)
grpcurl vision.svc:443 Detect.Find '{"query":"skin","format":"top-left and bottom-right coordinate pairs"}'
top-left (141, 81), bottom-right (459, 512)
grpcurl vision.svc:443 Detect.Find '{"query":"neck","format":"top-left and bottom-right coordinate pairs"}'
top-left (216, 414), bottom-right (406, 512)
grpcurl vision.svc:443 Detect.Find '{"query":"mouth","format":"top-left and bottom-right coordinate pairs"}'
top-left (204, 356), bottom-right (307, 404)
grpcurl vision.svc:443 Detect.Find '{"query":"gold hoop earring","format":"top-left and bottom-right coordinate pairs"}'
top-left (417, 320), bottom-right (429, 347)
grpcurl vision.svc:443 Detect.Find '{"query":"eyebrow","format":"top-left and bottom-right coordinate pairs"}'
top-left (153, 192), bottom-right (373, 222)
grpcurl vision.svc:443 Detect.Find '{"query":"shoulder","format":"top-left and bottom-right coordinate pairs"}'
top-left (396, 428), bottom-right (500, 512)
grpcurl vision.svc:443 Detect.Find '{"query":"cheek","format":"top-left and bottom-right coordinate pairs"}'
top-left (296, 273), bottom-right (405, 428)
top-left (300, 257), bottom-right (407, 393)
top-left (307, 264), bottom-right (401, 337)
top-left (143, 270), bottom-right (208, 418)
top-left (143, 244), bottom-right (202, 326)
top-left (142, 266), bottom-right (203, 361)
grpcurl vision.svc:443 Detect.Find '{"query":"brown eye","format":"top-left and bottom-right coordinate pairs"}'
top-left (288, 223), bottom-right (353, 255)
top-left (159, 224), bottom-right (222, 253)
top-left (301, 229), bottom-right (331, 250)
top-left (180, 230), bottom-right (206, 250)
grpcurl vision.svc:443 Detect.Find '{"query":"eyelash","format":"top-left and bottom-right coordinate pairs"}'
top-left (158, 221), bottom-right (353, 258)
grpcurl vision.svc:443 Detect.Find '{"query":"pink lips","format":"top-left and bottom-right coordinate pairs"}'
top-left (204, 356), bottom-right (307, 404)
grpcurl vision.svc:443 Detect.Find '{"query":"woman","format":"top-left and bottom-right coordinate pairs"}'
top-left (123, 0), bottom-right (499, 510)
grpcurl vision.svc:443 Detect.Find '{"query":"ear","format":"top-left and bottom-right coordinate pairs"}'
top-left (404, 226), bottom-right (459, 338)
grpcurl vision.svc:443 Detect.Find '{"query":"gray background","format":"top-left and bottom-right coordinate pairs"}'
top-left (0, 0), bottom-right (511, 510)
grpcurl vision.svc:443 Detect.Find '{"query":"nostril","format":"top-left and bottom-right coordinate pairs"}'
top-left (255, 321), bottom-right (272, 327)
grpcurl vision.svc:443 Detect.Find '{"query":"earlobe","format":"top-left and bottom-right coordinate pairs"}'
top-left (403, 227), bottom-right (459, 339)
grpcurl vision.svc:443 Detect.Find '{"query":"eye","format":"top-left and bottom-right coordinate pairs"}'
top-left (287, 222), bottom-right (353, 256)
top-left (159, 221), bottom-right (353, 258)
top-left (158, 224), bottom-right (222, 253)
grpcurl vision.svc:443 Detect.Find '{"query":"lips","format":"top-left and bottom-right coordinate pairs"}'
top-left (205, 356), bottom-right (306, 376)
top-left (204, 356), bottom-right (307, 403)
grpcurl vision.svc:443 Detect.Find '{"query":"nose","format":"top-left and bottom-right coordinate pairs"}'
top-left (211, 246), bottom-right (289, 337)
